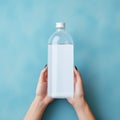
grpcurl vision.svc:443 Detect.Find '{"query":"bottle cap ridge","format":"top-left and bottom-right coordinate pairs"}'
top-left (56, 22), bottom-right (65, 29)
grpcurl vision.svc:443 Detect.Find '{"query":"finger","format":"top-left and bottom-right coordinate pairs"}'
top-left (74, 68), bottom-right (83, 97)
top-left (74, 67), bottom-right (82, 83)
top-left (73, 69), bottom-right (77, 92)
top-left (74, 67), bottom-right (80, 81)
top-left (39, 67), bottom-right (48, 82)
top-left (43, 67), bottom-right (48, 82)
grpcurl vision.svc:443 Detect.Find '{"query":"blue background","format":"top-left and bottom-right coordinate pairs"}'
top-left (0, 0), bottom-right (120, 120)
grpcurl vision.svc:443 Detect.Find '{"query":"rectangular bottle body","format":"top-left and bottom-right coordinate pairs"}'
top-left (48, 44), bottom-right (74, 98)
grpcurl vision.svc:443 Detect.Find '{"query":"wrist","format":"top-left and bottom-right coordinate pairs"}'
top-left (24, 96), bottom-right (48, 120)
top-left (73, 97), bottom-right (96, 120)
top-left (73, 97), bottom-right (87, 112)
top-left (34, 96), bottom-right (48, 108)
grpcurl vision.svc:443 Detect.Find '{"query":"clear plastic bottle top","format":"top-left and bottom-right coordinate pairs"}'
top-left (48, 22), bottom-right (73, 44)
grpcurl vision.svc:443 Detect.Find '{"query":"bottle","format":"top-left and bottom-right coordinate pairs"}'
top-left (48, 22), bottom-right (74, 98)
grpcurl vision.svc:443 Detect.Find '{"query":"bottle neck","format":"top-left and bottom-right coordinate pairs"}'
top-left (56, 28), bottom-right (65, 32)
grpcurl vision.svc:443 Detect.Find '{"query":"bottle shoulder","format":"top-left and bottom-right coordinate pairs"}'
top-left (48, 31), bottom-right (73, 44)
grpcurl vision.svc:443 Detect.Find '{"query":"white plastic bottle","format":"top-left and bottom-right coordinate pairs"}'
top-left (48, 22), bottom-right (74, 98)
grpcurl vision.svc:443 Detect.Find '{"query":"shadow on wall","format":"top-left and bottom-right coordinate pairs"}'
top-left (74, 33), bottom-right (103, 119)
top-left (83, 69), bottom-right (102, 119)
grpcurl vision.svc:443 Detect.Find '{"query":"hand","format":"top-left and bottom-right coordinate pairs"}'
top-left (24, 66), bottom-right (53, 120)
top-left (67, 67), bottom-right (95, 120)
top-left (67, 67), bottom-right (85, 111)
top-left (36, 66), bottom-right (53, 105)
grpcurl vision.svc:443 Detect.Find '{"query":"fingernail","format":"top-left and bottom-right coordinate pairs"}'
top-left (44, 64), bottom-right (47, 68)
top-left (75, 66), bottom-right (78, 70)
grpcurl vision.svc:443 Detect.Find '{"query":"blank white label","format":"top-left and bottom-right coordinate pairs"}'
top-left (48, 44), bottom-right (74, 98)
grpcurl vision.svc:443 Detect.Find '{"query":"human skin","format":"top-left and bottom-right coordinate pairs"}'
top-left (24, 66), bottom-right (95, 120)
top-left (24, 67), bottom-right (53, 120)
top-left (67, 68), bottom-right (96, 120)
